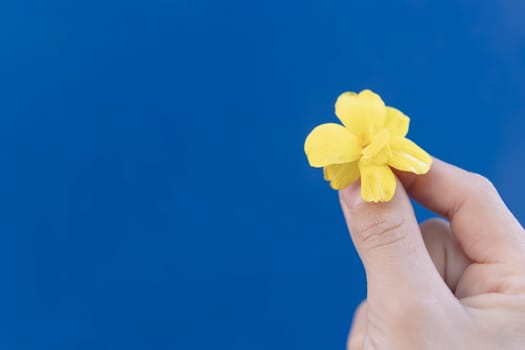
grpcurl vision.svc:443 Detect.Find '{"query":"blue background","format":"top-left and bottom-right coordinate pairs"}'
top-left (1, 0), bottom-right (524, 349)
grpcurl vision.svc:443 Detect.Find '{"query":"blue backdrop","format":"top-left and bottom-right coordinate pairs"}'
top-left (0, 0), bottom-right (524, 349)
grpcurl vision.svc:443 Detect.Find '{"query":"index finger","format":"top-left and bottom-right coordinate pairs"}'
top-left (397, 158), bottom-right (525, 264)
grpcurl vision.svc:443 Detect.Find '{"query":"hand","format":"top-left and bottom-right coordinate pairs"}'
top-left (341, 158), bottom-right (525, 350)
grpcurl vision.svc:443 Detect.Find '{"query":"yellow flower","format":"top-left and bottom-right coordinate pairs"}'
top-left (304, 89), bottom-right (432, 202)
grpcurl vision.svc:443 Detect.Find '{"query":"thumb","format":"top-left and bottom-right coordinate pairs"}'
top-left (340, 177), bottom-right (446, 303)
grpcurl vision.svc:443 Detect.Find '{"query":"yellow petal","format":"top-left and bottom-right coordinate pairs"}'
top-left (334, 90), bottom-right (386, 145)
top-left (323, 161), bottom-right (360, 190)
top-left (388, 136), bottom-right (432, 174)
top-left (361, 128), bottom-right (392, 165)
top-left (304, 123), bottom-right (361, 167)
top-left (359, 163), bottom-right (397, 202)
top-left (384, 107), bottom-right (410, 137)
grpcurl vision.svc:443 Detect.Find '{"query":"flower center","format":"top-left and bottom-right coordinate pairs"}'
top-left (360, 128), bottom-right (391, 165)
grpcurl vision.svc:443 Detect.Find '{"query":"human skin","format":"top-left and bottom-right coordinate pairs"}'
top-left (341, 158), bottom-right (525, 350)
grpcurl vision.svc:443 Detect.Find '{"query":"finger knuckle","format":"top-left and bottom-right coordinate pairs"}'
top-left (352, 211), bottom-right (408, 251)
top-left (468, 172), bottom-right (497, 194)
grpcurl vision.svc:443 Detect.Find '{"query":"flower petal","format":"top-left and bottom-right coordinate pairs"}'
top-left (359, 163), bottom-right (397, 202)
top-left (361, 128), bottom-right (392, 165)
top-left (388, 137), bottom-right (432, 174)
top-left (304, 123), bottom-right (361, 167)
top-left (384, 107), bottom-right (410, 137)
top-left (324, 161), bottom-right (360, 190)
top-left (335, 90), bottom-right (386, 145)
